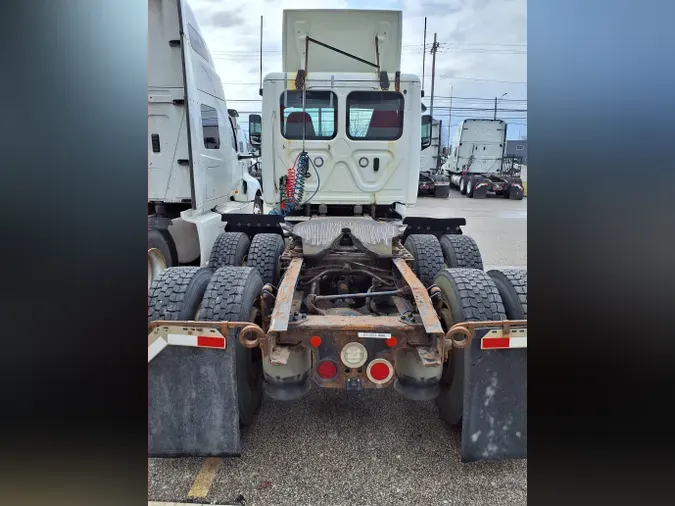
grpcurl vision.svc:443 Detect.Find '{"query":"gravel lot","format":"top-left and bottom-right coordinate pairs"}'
top-left (149, 191), bottom-right (527, 505)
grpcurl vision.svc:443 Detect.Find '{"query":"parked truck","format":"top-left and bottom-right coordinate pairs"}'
top-left (148, 7), bottom-right (527, 463)
top-left (148, 0), bottom-right (263, 288)
top-left (418, 118), bottom-right (450, 198)
top-left (444, 118), bottom-right (524, 199)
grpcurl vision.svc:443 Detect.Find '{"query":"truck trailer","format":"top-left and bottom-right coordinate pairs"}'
top-left (444, 119), bottom-right (524, 200)
top-left (148, 0), bottom-right (263, 288)
top-left (148, 7), bottom-right (527, 463)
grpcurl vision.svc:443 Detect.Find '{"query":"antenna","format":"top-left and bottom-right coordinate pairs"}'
top-left (259, 16), bottom-right (263, 95)
top-left (422, 17), bottom-right (427, 93)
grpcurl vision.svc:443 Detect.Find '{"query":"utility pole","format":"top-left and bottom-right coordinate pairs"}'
top-left (422, 18), bottom-right (427, 93)
top-left (430, 33), bottom-right (439, 121)
top-left (447, 84), bottom-right (453, 152)
top-left (259, 16), bottom-right (263, 95)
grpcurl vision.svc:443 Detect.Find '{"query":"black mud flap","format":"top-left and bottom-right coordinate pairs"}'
top-left (460, 327), bottom-right (527, 462)
top-left (149, 344), bottom-right (241, 457)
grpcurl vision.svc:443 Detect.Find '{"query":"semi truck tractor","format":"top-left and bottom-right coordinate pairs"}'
top-left (148, 8), bottom-right (527, 463)
top-left (444, 118), bottom-right (524, 200)
top-left (148, 0), bottom-right (263, 287)
top-left (418, 118), bottom-right (450, 198)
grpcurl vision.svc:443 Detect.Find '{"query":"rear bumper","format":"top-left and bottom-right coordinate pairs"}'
top-left (148, 318), bottom-right (527, 391)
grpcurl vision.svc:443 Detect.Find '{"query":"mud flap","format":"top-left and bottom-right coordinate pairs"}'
top-left (460, 327), bottom-right (527, 462)
top-left (149, 343), bottom-right (241, 457)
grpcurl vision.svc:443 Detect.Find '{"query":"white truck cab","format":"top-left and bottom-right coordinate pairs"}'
top-left (252, 10), bottom-right (432, 219)
top-left (148, 0), bottom-right (262, 280)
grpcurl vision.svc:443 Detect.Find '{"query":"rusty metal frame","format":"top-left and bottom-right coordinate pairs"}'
top-left (148, 258), bottom-right (526, 380)
top-left (392, 258), bottom-right (444, 336)
top-left (269, 257), bottom-right (303, 333)
top-left (148, 317), bottom-right (527, 372)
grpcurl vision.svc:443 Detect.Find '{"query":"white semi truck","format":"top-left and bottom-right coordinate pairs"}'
top-left (443, 118), bottom-right (524, 199)
top-left (148, 8), bottom-right (527, 463)
top-left (148, 0), bottom-right (263, 287)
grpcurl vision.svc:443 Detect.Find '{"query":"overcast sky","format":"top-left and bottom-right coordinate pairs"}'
top-left (189, 0), bottom-right (527, 142)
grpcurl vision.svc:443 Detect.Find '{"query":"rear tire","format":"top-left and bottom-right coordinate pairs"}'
top-left (487, 268), bottom-right (527, 319)
top-left (208, 232), bottom-right (250, 270)
top-left (459, 177), bottom-right (467, 195)
top-left (247, 233), bottom-right (285, 286)
top-left (197, 267), bottom-right (264, 427)
top-left (439, 234), bottom-right (483, 269)
top-left (466, 177), bottom-right (475, 198)
top-left (434, 268), bottom-right (506, 426)
top-left (403, 234), bottom-right (445, 287)
top-left (149, 228), bottom-right (178, 267)
top-left (148, 267), bottom-right (213, 323)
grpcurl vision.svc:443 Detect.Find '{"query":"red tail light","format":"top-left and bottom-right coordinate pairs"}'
top-left (317, 360), bottom-right (337, 380)
top-left (366, 359), bottom-right (394, 384)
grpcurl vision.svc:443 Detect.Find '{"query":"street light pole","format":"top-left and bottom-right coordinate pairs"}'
top-left (494, 92), bottom-right (507, 120)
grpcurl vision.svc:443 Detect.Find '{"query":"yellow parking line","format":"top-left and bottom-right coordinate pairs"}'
top-left (187, 457), bottom-right (222, 498)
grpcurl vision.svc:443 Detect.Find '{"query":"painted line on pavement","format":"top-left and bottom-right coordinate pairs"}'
top-left (187, 457), bottom-right (222, 498)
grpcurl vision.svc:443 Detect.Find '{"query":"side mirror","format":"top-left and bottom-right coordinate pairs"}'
top-left (248, 114), bottom-right (262, 147)
top-left (421, 114), bottom-right (432, 150)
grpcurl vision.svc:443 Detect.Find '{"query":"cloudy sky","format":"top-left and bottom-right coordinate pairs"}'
top-left (189, 0), bottom-right (527, 143)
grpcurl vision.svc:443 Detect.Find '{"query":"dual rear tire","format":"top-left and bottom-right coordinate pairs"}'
top-left (149, 230), bottom-right (285, 426)
top-left (435, 267), bottom-right (527, 426)
top-left (404, 233), bottom-right (484, 287)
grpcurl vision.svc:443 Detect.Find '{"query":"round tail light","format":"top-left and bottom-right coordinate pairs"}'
top-left (366, 359), bottom-right (394, 385)
top-left (317, 360), bottom-right (337, 380)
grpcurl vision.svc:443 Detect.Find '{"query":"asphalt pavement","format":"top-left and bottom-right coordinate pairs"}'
top-left (148, 190), bottom-right (527, 506)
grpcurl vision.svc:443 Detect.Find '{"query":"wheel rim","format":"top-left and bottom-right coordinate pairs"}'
top-left (148, 248), bottom-right (167, 289)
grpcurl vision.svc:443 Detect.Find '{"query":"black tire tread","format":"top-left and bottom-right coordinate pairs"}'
top-left (197, 267), bottom-right (264, 427)
top-left (208, 232), bottom-right (250, 270)
top-left (148, 267), bottom-right (212, 323)
top-left (247, 233), bottom-right (285, 286)
top-left (404, 234), bottom-right (445, 287)
top-left (440, 234), bottom-right (484, 269)
top-left (487, 268), bottom-right (527, 319)
top-left (435, 268), bottom-right (506, 426)
top-left (436, 268), bottom-right (506, 322)
top-left (198, 266), bottom-right (262, 321)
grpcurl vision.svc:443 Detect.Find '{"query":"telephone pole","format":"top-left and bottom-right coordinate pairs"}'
top-left (429, 33), bottom-right (439, 120)
top-left (447, 84), bottom-right (453, 150)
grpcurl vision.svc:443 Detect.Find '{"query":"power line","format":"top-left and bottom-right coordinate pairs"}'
top-left (209, 42), bottom-right (526, 55)
top-left (438, 76), bottom-right (526, 84)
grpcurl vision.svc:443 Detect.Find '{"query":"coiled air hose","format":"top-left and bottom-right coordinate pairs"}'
top-left (269, 151), bottom-right (310, 215)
